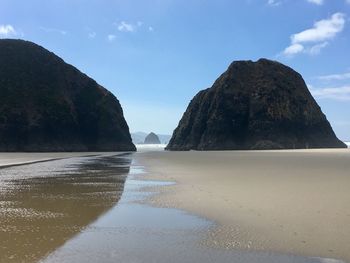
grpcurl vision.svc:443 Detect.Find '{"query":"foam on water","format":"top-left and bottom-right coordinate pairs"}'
top-left (136, 144), bottom-right (167, 152)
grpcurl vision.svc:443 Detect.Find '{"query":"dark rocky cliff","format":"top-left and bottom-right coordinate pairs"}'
top-left (166, 59), bottom-right (346, 150)
top-left (0, 39), bottom-right (136, 152)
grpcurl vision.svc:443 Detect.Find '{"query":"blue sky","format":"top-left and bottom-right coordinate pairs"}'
top-left (1, 0), bottom-right (350, 140)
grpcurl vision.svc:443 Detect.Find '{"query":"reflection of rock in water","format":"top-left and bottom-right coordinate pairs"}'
top-left (0, 154), bottom-right (131, 263)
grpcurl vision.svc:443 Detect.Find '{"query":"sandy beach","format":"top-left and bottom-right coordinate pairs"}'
top-left (0, 153), bottom-right (131, 263)
top-left (0, 153), bottom-right (89, 168)
top-left (0, 152), bottom-right (121, 168)
top-left (135, 149), bottom-right (350, 262)
top-left (1, 150), bottom-right (348, 262)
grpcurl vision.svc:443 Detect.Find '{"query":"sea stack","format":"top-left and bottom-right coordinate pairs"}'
top-left (166, 59), bottom-right (346, 150)
top-left (0, 39), bottom-right (136, 152)
top-left (144, 132), bottom-right (161, 144)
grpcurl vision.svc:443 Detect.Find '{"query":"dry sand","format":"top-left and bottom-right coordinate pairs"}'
top-left (135, 149), bottom-right (350, 262)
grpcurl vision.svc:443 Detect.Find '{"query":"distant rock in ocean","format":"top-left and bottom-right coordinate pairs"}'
top-left (131, 132), bottom-right (171, 144)
top-left (144, 132), bottom-right (161, 144)
top-left (131, 132), bottom-right (148, 144)
top-left (0, 39), bottom-right (136, 152)
top-left (166, 59), bottom-right (346, 150)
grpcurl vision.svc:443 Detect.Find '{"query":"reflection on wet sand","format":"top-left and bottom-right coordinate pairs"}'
top-left (0, 154), bottom-right (131, 263)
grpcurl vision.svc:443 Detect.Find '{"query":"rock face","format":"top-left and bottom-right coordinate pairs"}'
top-left (0, 39), bottom-right (136, 152)
top-left (166, 59), bottom-right (346, 150)
top-left (144, 132), bottom-right (161, 144)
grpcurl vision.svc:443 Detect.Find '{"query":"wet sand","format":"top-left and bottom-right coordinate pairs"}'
top-left (0, 152), bottom-right (116, 168)
top-left (135, 149), bottom-right (350, 262)
top-left (42, 164), bottom-right (339, 263)
top-left (0, 153), bottom-right (131, 262)
top-left (1, 150), bottom-right (349, 262)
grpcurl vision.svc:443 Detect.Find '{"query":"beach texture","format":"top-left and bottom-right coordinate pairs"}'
top-left (0, 154), bottom-right (131, 263)
top-left (135, 149), bottom-right (350, 262)
top-left (0, 152), bottom-right (122, 168)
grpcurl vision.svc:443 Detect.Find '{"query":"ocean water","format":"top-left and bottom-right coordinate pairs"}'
top-left (136, 144), bottom-right (167, 152)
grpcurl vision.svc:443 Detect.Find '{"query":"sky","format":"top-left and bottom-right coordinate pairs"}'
top-left (1, 0), bottom-right (350, 140)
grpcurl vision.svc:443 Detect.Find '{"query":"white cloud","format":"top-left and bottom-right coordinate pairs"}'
top-left (291, 13), bottom-right (345, 44)
top-left (283, 43), bottom-right (304, 56)
top-left (0, 24), bottom-right (17, 38)
top-left (307, 0), bottom-right (324, 5)
top-left (117, 21), bottom-right (136, 32)
top-left (114, 21), bottom-right (154, 33)
top-left (309, 85), bottom-right (350, 100)
top-left (318, 72), bottom-right (350, 81)
top-left (283, 13), bottom-right (346, 56)
top-left (267, 0), bottom-right (282, 6)
top-left (107, 34), bottom-right (116, 41)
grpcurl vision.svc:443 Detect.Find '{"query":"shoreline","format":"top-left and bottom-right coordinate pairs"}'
top-left (134, 148), bottom-right (350, 262)
top-left (0, 152), bottom-right (130, 169)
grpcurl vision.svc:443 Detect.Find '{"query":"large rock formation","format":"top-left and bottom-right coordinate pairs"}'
top-left (166, 59), bottom-right (346, 150)
top-left (131, 132), bottom-right (171, 144)
top-left (0, 39), bottom-right (136, 151)
top-left (144, 132), bottom-right (161, 144)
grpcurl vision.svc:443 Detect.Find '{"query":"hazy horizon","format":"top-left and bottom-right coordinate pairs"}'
top-left (1, 0), bottom-right (349, 139)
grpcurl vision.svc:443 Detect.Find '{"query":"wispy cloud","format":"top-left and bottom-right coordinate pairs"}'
top-left (268, 0), bottom-right (325, 7)
top-left (283, 43), bottom-right (304, 55)
top-left (283, 13), bottom-right (346, 56)
top-left (0, 24), bottom-right (17, 38)
top-left (307, 0), bottom-right (324, 5)
top-left (317, 72), bottom-right (350, 81)
top-left (309, 41), bottom-right (328, 55)
top-left (116, 21), bottom-right (136, 32)
top-left (267, 0), bottom-right (282, 6)
top-left (107, 34), bottom-right (116, 42)
top-left (39, 26), bottom-right (67, 35)
top-left (114, 21), bottom-right (150, 33)
top-left (291, 13), bottom-right (345, 43)
top-left (84, 27), bottom-right (96, 39)
top-left (88, 32), bottom-right (96, 38)
top-left (307, 0), bottom-right (350, 4)
top-left (309, 85), bottom-right (350, 100)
